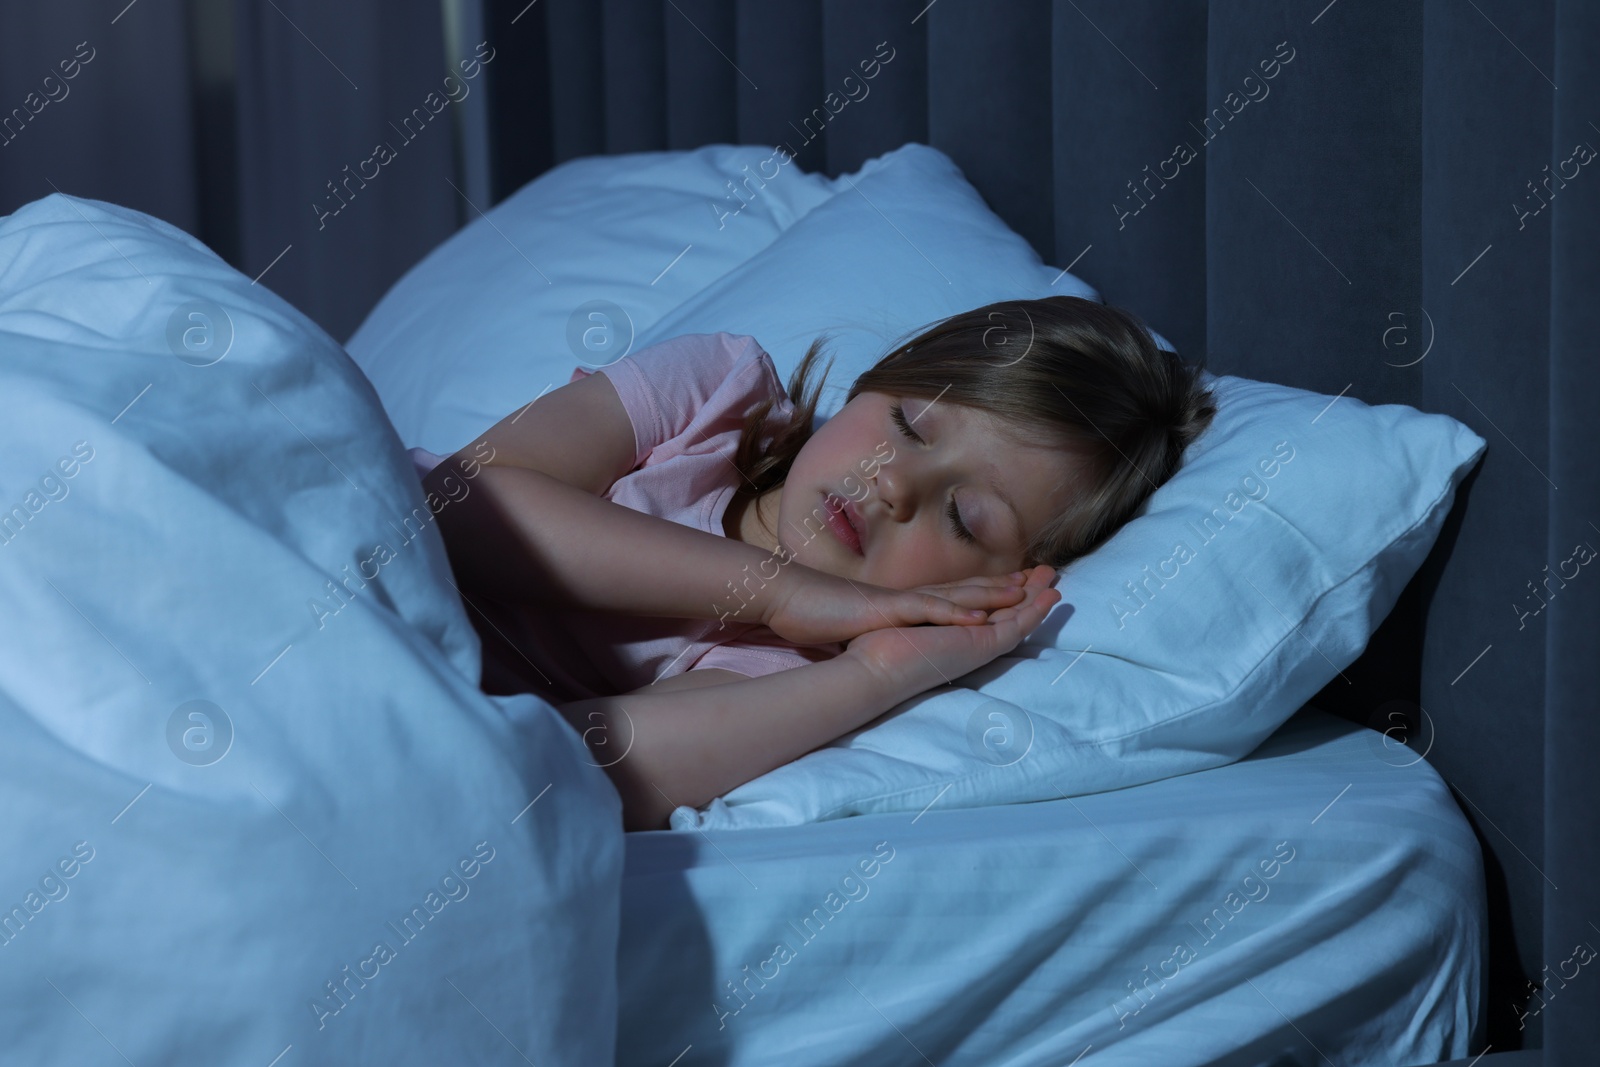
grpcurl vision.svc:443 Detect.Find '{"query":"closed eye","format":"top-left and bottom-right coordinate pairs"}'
top-left (893, 403), bottom-right (978, 545)
top-left (890, 401), bottom-right (923, 444)
top-left (947, 496), bottom-right (977, 544)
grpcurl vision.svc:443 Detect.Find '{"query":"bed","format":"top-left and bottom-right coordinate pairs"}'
top-left (617, 706), bottom-right (1483, 1066)
top-left (1, 2), bottom-right (1594, 1066)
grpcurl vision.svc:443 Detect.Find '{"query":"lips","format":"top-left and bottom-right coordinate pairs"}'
top-left (841, 497), bottom-right (867, 550)
top-left (822, 493), bottom-right (864, 555)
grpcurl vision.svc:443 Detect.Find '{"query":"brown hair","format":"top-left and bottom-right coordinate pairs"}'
top-left (729, 295), bottom-right (1217, 571)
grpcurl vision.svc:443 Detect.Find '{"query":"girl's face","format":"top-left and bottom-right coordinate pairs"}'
top-left (763, 390), bottom-right (1081, 589)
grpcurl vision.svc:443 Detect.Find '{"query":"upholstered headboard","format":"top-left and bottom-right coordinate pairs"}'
top-left (481, 1), bottom-right (1598, 1059)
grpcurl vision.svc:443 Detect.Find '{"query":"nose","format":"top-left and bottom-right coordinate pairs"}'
top-left (870, 458), bottom-right (918, 524)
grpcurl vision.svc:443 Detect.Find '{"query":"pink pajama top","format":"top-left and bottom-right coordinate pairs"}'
top-left (409, 331), bottom-right (845, 704)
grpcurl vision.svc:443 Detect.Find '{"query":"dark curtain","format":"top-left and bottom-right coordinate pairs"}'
top-left (0, 4), bottom-right (201, 241)
top-left (490, 0), bottom-right (1599, 1060)
top-left (0, 0), bottom-right (469, 345)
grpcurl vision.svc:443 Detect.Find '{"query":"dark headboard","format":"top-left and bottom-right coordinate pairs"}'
top-left (483, 0), bottom-right (1599, 1058)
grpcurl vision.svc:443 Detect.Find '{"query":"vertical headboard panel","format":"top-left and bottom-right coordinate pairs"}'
top-left (490, 1), bottom-right (1600, 1056)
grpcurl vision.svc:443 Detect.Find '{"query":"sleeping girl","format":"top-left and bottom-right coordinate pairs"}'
top-left (413, 294), bottom-right (1216, 831)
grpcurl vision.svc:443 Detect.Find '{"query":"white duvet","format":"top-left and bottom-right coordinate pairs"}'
top-left (0, 194), bottom-right (624, 1065)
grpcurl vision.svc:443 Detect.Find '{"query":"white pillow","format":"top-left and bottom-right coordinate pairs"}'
top-left (650, 144), bottom-right (1487, 831)
top-left (0, 193), bottom-right (625, 1062)
top-left (636, 142), bottom-right (1175, 422)
top-left (345, 144), bottom-right (839, 456)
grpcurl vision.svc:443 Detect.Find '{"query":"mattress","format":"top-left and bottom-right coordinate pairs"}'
top-left (616, 706), bottom-right (1485, 1066)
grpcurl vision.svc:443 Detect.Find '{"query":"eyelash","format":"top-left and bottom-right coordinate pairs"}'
top-left (889, 401), bottom-right (923, 443)
top-left (890, 402), bottom-right (978, 545)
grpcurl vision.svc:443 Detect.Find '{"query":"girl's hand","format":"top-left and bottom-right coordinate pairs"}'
top-left (843, 566), bottom-right (1061, 699)
top-left (760, 564), bottom-right (1034, 647)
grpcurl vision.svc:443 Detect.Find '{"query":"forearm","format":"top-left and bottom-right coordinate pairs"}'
top-left (426, 461), bottom-right (787, 625)
top-left (558, 654), bottom-right (921, 832)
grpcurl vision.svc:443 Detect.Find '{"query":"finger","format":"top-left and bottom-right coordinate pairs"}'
top-left (934, 584), bottom-right (1027, 610)
top-left (918, 593), bottom-right (992, 626)
top-left (945, 571), bottom-right (1028, 585)
top-left (988, 584), bottom-right (1060, 628)
top-left (955, 568), bottom-right (1050, 600)
top-left (983, 600), bottom-right (1023, 625)
top-left (917, 574), bottom-right (1024, 597)
top-left (1019, 588), bottom-right (1062, 630)
top-left (1021, 565), bottom-right (1058, 588)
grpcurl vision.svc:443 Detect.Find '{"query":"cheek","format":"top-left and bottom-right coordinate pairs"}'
top-left (869, 529), bottom-right (949, 589)
top-left (788, 431), bottom-right (825, 479)
top-left (796, 421), bottom-right (866, 486)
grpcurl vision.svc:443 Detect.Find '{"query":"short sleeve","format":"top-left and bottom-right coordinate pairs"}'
top-left (568, 332), bottom-right (781, 471)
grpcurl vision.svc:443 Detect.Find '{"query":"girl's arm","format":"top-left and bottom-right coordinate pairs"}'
top-left (427, 458), bottom-right (791, 627)
top-left (564, 567), bottom-right (1062, 832)
top-left (423, 369), bottom-right (787, 625)
top-left (556, 652), bottom-right (921, 832)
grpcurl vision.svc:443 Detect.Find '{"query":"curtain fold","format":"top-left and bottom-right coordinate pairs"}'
top-left (234, 0), bottom-right (462, 343)
top-left (0, 4), bottom-right (198, 241)
top-left (0, 1), bottom-right (473, 345)
top-left (1546, 0), bottom-right (1600, 1059)
top-left (1421, 0), bottom-right (1555, 1050)
top-left (929, 0), bottom-right (1055, 266)
top-left (1053, 0), bottom-right (1210, 361)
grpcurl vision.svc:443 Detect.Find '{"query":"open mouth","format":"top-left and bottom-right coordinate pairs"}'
top-left (821, 492), bottom-right (863, 555)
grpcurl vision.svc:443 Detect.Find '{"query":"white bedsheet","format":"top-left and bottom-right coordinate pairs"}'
top-left (617, 707), bottom-right (1484, 1066)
